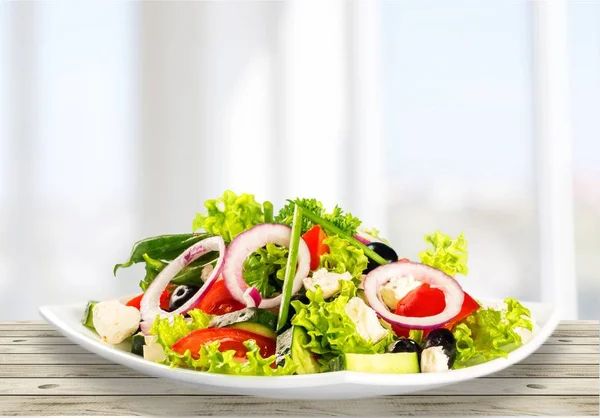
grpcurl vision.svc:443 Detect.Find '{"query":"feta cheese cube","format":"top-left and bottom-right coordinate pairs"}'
top-left (303, 268), bottom-right (352, 299)
top-left (344, 297), bottom-right (388, 343)
top-left (379, 274), bottom-right (422, 310)
top-left (92, 300), bottom-right (141, 345)
top-left (143, 335), bottom-right (167, 362)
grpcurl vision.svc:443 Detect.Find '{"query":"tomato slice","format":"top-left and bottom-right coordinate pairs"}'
top-left (126, 285), bottom-right (174, 311)
top-left (198, 279), bottom-right (245, 315)
top-left (392, 285), bottom-right (480, 338)
top-left (302, 225), bottom-right (329, 270)
top-left (171, 328), bottom-right (276, 360)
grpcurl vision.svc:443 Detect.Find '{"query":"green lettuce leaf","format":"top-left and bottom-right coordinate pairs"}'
top-left (275, 198), bottom-right (362, 236)
top-left (151, 310), bottom-right (296, 376)
top-left (452, 298), bottom-right (534, 368)
top-left (192, 190), bottom-right (265, 242)
top-left (151, 309), bottom-right (212, 348)
top-left (419, 231), bottom-right (469, 277)
top-left (319, 235), bottom-right (369, 281)
top-left (291, 280), bottom-right (395, 371)
top-left (242, 243), bottom-right (289, 297)
top-left (167, 340), bottom-right (297, 376)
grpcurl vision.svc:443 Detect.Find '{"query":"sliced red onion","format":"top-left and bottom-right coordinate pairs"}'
top-left (139, 320), bottom-right (153, 336)
top-left (243, 287), bottom-right (262, 308)
top-left (223, 223), bottom-right (310, 309)
top-left (353, 234), bottom-right (371, 245)
top-left (364, 261), bottom-right (464, 330)
top-left (140, 236), bottom-right (225, 323)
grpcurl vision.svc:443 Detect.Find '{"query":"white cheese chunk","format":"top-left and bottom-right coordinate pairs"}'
top-left (421, 346), bottom-right (451, 373)
top-left (344, 297), bottom-right (388, 343)
top-left (379, 274), bottom-right (422, 310)
top-left (92, 300), bottom-right (141, 345)
top-left (303, 268), bottom-right (352, 299)
top-left (143, 335), bottom-right (167, 362)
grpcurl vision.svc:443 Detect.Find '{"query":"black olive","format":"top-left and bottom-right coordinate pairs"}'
top-left (388, 338), bottom-right (423, 358)
top-left (363, 242), bottom-right (399, 273)
top-left (169, 285), bottom-right (199, 311)
top-left (423, 328), bottom-right (457, 369)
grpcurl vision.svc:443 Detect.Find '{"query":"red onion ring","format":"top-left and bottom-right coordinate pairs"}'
top-left (140, 236), bottom-right (225, 322)
top-left (242, 287), bottom-right (262, 308)
top-left (364, 261), bottom-right (464, 329)
top-left (223, 224), bottom-right (310, 309)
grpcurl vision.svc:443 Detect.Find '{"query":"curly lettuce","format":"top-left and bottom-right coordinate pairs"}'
top-left (276, 198), bottom-right (362, 236)
top-left (192, 190), bottom-right (265, 242)
top-left (242, 243), bottom-right (288, 297)
top-left (319, 235), bottom-right (368, 281)
top-left (150, 309), bottom-right (295, 376)
top-left (291, 280), bottom-right (395, 371)
top-left (452, 298), bottom-right (534, 368)
top-left (419, 231), bottom-right (469, 277)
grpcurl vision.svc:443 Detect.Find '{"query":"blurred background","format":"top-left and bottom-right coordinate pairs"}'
top-left (0, 1), bottom-right (597, 320)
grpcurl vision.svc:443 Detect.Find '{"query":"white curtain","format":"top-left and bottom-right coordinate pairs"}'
top-left (1, 0), bottom-right (590, 320)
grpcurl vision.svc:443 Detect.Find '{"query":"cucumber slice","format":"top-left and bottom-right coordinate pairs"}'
top-left (210, 307), bottom-right (277, 330)
top-left (276, 326), bottom-right (320, 374)
top-left (81, 301), bottom-right (98, 330)
top-left (228, 322), bottom-right (276, 339)
top-left (329, 352), bottom-right (420, 374)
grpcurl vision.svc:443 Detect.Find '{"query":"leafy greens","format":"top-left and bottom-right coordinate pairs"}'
top-left (192, 190), bottom-right (265, 242)
top-left (452, 298), bottom-right (533, 368)
top-left (275, 198), bottom-right (362, 236)
top-left (291, 280), bottom-right (394, 371)
top-left (419, 231), bottom-right (469, 277)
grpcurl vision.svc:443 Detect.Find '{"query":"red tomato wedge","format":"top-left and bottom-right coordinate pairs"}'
top-left (302, 225), bottom-right (329, 270)
top-left (126, 285), bottom-right (173, 311)
top-left (197, 279), bottom-right (246, 315)
top-left (171, 328), bottom-right (276, 360)
top-left (392, 284), bottom-right (480, 338)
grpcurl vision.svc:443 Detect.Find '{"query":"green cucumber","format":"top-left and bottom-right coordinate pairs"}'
top-left (131, 333), bottom-right (145, 356)
top-left (210, 307), bottom-right (277, 330)
top-left (228, 322), bottom-right (276, 339)
top-left (81, 301), bottom-right (97, 329)
top-left (276, 326), bottom-right (320, 374)
top-left (329, 352), bottom-right (420, 374)
top-left (210, 307), bottom-right (278, 338)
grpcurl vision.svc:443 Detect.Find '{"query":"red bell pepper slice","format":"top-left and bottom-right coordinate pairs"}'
top-left (197, 279), bottom-right (246, 315)
top-left (392, 284), bottom-right (480, 338)
top-left (302, 225), bottom-right (329, 270)
top-left (171, 328), bottom-right (276, 360)
top-left (126, 285), bottom-right (174, 311)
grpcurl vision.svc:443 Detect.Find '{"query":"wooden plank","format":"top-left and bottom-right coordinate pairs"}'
top-left (0, 377), bottom-right (596, 396)
top-left (545, 336), bottom-right (598, 344)
top-left (0, 395), bottom-right (597, 416)
top-left (551, 329), bottom-right (599, 338)
top-left (0, 330), bottom-right (63, 338)
top-left (0, 337), bottom-right (77, 345)
top-left (1, 363), bottom-right (596, 379)
top-left (0, 353), bottom-right (114, 365)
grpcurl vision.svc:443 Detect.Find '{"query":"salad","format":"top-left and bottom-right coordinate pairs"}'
top-left (82, 190), bottom-right (535, 376)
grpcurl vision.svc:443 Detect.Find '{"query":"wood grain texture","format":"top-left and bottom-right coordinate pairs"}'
top-left (0, 377), bottom-right (597, 397)
top-left (0, 395), bottom-right (597, 416)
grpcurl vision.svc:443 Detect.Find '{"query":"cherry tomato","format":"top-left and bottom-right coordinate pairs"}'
top-left (197, 279), bottom-right (245, 315)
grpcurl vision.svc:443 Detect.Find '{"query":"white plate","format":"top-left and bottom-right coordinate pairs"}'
top-left (39, 299), bottom-right (559, 399)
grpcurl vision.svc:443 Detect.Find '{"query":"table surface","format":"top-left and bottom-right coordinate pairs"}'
top-left (0, 320), bottom-right (598, 416)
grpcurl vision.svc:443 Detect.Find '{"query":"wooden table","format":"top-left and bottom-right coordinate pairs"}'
top-left (0, 320), bottom-right (598, 416)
